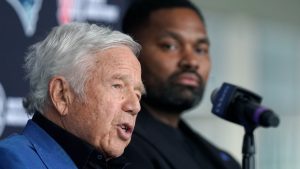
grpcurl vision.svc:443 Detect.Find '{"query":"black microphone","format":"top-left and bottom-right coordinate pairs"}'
top-left (211, 82), bottom-right (280, 128)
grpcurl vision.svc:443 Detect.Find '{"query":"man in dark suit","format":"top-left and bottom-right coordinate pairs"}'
top-left (121, 0), bottom-right (241, 169)
top-left (0, 22), bottom-right (145, 169)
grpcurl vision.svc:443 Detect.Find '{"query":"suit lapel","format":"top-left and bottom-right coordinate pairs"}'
top-left (23, 120), bottom-right (77, 169)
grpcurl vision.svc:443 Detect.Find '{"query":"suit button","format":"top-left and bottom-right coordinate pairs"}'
top-left (97, 154), bottom-right (102, 160)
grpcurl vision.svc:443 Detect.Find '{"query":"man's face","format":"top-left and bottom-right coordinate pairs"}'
top-left (136, 8), bottom-right (211, 112)
top-left (66, 46), bottom-right (144, 158)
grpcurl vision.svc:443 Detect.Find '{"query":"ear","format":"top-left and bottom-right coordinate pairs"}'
top-left (48, 76), bottom-right (74, 116)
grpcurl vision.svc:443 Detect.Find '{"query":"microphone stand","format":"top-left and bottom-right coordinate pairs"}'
top-left (242, 126), bottom-right (256, 169)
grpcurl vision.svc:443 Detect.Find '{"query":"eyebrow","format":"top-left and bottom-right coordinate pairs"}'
top-left (196, 37), bottom-right (210, 46)
top-left (136, 83), bottom-right (146, 96)
top-left (159, 31), bottom-right (210, 46)
top-left (112, 74), bottom-right (146, 95)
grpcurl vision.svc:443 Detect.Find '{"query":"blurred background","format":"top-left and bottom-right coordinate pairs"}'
top-left (186, 0), bottom-right (300, 169)
top-left (0, 0), bottom-right (299, 169)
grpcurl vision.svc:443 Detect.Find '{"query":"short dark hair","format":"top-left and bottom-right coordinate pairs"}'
top-left (122, 0), bottom-right (205, 35)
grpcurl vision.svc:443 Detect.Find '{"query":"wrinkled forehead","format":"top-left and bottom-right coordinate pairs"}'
top-left (94, 46), bottom-right (141, 74)
top-left (95, 46), bottom-right (138, 63)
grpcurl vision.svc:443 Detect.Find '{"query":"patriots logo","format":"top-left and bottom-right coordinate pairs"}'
top-left (57, 0), bottom-right (120, 25)
top-left (6, 0), bottom-right (43, 37)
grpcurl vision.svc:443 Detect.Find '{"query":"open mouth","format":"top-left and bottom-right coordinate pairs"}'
top-left (117, 123), bottom-right (133, 141)
top-left (120, 123), bottom-right (132, 133)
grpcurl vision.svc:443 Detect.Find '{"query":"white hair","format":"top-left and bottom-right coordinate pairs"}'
top-left (23, 22), bottom-right (141, 114)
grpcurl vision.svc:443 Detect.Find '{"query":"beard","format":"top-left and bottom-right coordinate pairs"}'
top-left (142, 70), bottom-right (206, 114)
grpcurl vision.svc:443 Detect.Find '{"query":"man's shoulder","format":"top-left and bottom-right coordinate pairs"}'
top-left (128, 116), bottom-right (241, 169)
top-left (0, 120), bottom-right (78, 169)
top-left (0, 134), bottom-right (32, 152)
top-left (179, 120), bottom-right (241, 168)
top-left (0, 134), bottom-right (43, 169)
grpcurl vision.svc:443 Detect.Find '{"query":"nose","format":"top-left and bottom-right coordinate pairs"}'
top-left (122, 92), bottom-right (141, 116)
top-left (178, 47), bottom-right (199, 70)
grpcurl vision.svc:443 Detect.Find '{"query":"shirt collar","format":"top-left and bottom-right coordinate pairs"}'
top-left (32, 112), bottom-right (110, 168)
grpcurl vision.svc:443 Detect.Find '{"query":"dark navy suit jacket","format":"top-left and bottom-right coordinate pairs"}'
top-left (124, 108), bottom-right (241, 169)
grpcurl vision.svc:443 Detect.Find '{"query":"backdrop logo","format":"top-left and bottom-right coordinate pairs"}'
top-left (6, 0), bottom-right (43, 37)
top-left (0, 83), bottom-right (6, 136)
top-left (57, 0), bottom-right (120, 24)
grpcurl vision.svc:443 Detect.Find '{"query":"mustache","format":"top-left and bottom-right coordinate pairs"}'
top-left (169, 69), bottom-right (203, 84)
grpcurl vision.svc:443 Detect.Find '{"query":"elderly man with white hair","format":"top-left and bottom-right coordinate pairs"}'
top-left (0, 22), bottom-right (145, 169)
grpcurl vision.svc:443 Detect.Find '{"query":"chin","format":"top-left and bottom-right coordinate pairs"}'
top-left (103, 137), bottom-right (131, 158)
top-left (106, 149), bottom-right (124, 159)
top-left (105, 144), bottom-right (128, 158)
